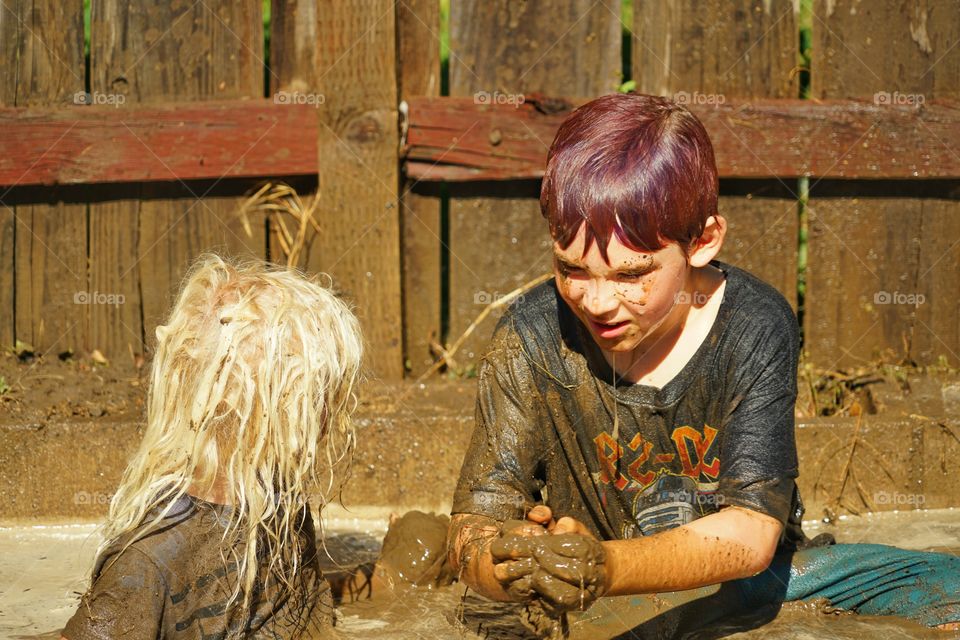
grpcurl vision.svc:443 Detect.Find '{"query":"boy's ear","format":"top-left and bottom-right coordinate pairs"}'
top-left (688, 215), bottom-right (726, 267)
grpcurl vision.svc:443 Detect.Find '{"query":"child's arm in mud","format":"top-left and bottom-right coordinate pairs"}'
top-left (600, 505), bottom-right (782, 595)
top-left (448, 512), bottom-right (551, 601)
top-left (491, 505), bottom-right (781, 610)
top-left (449, 514), bottom-right (514, 601)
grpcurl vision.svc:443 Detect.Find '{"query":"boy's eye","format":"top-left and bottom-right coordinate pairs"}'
top-left (617, 271), bottom-right (648, 281)
top-left (555, 262), bottom-right (585, 277)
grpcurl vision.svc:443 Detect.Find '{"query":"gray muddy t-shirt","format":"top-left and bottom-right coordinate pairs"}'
top-left (63, 495), bottom-right (334, 639)
top-left (453, 261), bottom-right (807, 549)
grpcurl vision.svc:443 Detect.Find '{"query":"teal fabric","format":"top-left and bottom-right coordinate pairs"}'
top-left (733, 543), bottom-right (960, 628)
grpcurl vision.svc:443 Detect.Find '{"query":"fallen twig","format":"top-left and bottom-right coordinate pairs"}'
top-left (412, 273), bottom-right (553, 386)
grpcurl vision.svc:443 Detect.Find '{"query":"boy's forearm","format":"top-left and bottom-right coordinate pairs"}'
top-left (449, 514), bottom-right (514, 601)
top-left (603, 507), bottom-right (781, 596)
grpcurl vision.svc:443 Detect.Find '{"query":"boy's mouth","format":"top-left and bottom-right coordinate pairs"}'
top-left (587, 318), bottom-right (630, 339)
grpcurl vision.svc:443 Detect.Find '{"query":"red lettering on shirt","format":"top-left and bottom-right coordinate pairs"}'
top-left (670, 425), bottom-right (721, 479)
top-left (594, 432), bottom-right (629, 490)
top-left (626, 433), bottom-right (655, 486)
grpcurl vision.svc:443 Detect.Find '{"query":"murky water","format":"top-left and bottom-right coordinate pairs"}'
top-left (2, 509), bottom-right (958, 639)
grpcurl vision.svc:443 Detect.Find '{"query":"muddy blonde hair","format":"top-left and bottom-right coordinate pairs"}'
top-left (98, 253), bottom-right (363, 609)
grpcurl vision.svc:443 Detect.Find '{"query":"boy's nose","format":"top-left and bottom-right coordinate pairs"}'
top-left (582, 280), bottom-right (619, 317)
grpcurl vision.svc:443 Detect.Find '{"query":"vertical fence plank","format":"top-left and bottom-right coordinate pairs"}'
top-left (0, 4), bottom-right (16, 347)
top-left (913, 195), bottom-right (960, 365)
top-left (447, 0), bottom-right (621, 367)
top-left (807, 0), bottom-right (960, 367)
top-left (91, 0), bottom-right (265, 358)
top-left (635, 0), bottom-right (798, 98)
top-left (0, 201), bottom-right (10, 348)
top-left (634, 0), bottom-right (799, 307)
top-left (397, 0), bottom-right (441, 376)
top-left (3, 1), bottom-right (86, 355)
top-left (273, 0), bottom-right (404, 378)
top-left (269, 0), bottom-right (316, 266)
top-left (313, 2), bottom-right (404, 379)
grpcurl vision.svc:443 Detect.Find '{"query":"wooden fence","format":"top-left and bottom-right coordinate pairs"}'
top-left (1, 0), bottom-right (958, 380)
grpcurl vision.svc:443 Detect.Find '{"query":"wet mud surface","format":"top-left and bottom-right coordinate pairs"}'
top-left (4, 509), bottom-right (959, 639)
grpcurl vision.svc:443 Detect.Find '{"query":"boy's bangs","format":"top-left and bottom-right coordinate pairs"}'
top-left (545, 166), bottom-right (676, 261)
top-left (540, 92), bottom-right (718, 262)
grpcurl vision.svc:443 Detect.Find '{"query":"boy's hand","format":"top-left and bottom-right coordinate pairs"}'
top-left (501, 504), bottom-right (555, 536)
top-left (491, 518), bottom-right (607, 614)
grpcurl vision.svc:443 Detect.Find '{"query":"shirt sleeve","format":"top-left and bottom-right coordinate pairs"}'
top-left (717, 304), bottom-right (800, 526)
top-left (62, 547), bottom-right (166, 640)
top-left (451, 317), bottom-right (544, 522)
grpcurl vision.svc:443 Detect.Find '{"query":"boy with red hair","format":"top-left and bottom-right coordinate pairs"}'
top-left (449, 93), bottom-right (959, 635)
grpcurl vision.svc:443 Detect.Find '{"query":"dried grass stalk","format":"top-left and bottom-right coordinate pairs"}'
top-left (237, 182), bottom-right (322, 268)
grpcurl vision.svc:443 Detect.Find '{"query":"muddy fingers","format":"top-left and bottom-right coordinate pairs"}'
top-left (492, 531), bottom-right (607, 614)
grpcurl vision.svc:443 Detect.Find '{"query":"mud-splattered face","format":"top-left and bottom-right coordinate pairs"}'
top-left (553, 225), bottom-right (691, 357)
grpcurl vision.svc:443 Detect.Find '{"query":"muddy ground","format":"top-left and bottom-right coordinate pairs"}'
top-left (0, 350), bottom-right (145, 427)
top-left (3, 347), bottom-right (959, 427)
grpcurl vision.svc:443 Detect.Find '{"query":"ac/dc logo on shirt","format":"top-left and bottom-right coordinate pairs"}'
top-left (593, 425), bottom-right (722, 537)
top-left (593, 424), bottom-right (720, 491)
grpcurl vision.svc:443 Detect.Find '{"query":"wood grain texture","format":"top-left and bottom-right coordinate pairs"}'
top-left (0, 202), bottom-right (11, 347)
top-left (634, 0), bottom-right (798, 99)
top-left (805, 183), bottom-right (923, 366)
top-left (719, 181), bottom-right (798, 307)
top-left (91, 0), bottom-right (266, 358)
top-left (806, 0), bottom-right (960, 367)
top-left (397, 0), bottom-right (442, 376)
top-left (4, 96), bottom-right (960, 187)
top-left (14, 198), bottom-right (88, 354)
top-left (912, 196), bottom-right (960, 365)
top-left (3, 0), bottom-right (86, 355)
top-left (0, 102), bottom-right (318, 187)
top-left (269, 0), bottom-right (319, 266)
top-left (633, 0), bottom-right (799, 308)
top-left (404, 96), bottom-right (960, 181)
top-left (448, 0), bottom-right (621, 366)
top-left (311, 1), bottom-right (404, 379)
top-left (811, 0), bottom-right (960, 101)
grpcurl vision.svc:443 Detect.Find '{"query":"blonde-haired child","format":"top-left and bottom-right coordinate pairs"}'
top-left (62, 253), bottom-right (363, 639)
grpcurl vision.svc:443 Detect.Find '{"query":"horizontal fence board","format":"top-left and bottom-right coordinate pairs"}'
top-left (0, 101), bottom-right (316, 187)
top-left (5, 97), bottom-right (959, 187)
top-left (405, 97), bottom-right (960, 181)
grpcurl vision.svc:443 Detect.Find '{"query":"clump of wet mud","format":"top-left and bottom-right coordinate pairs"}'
top-left (379, 511), bottom-right (454, 587)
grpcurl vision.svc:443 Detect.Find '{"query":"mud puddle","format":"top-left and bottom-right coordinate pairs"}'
top-left (3, 509), bottom-right (959, 639)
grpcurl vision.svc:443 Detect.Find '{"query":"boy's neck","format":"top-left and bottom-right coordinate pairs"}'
top-left (604, 263), bottom-right (726, 387)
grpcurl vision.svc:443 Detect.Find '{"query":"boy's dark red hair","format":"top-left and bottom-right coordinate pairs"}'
top-left (540, 93), bottom-right (719, 261)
